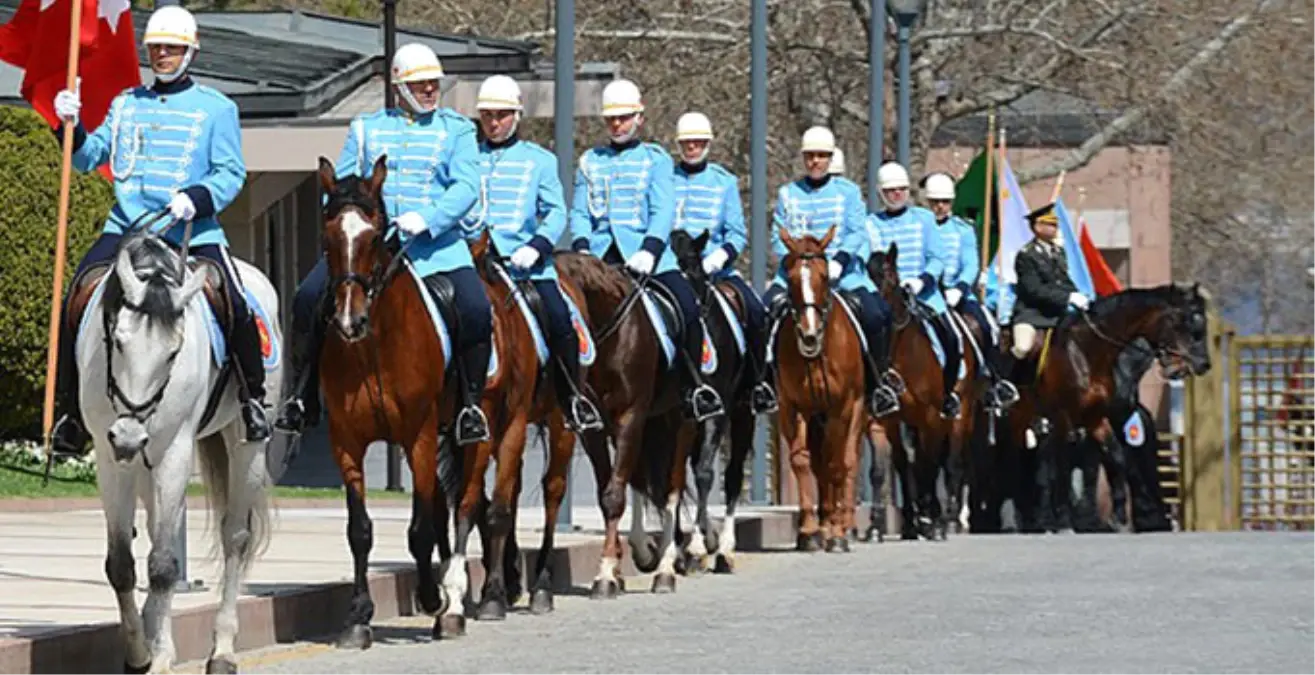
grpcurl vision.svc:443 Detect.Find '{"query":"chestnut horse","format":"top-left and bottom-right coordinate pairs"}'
top-left (865, 243), bottom-right (975, 540)
top-left (315, 157), bottom-right (459, 647)
top-left (775, 226), bottom-right (867, 552)
top-left (1001, 283), bottom-right (1211, 533)
top-left (554, 252), bottom-right (697, 596)
top-left (462, 231), bottom-right (585, 617)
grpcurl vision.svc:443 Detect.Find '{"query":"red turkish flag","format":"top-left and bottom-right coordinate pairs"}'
top-left (0, 0), bottom-right (141, 178)
top-left (1077, 215), bottom-right (1124, 297)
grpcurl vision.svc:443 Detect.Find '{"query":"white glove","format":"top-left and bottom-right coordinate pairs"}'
top-left (393, 212), bottom-right (427, 236)
top-left (1068, 292), bottom-right (1090, 310)
top-left (54, 86), bottom-right (80, 122)
top-left (902, 277), bottom-right (925, 295)
top-left (509, 245), bottom-right (540, 270)
top-left (828, 259), bottom-right (843, 281)
top-left (168, 192), bottom-right (196, 221)
top-left (702, 248), bottom-right (729, 275)
top-left (945, 287), bottom-right (963, 307)
top-left (626, 250), bottom-right (655, 275)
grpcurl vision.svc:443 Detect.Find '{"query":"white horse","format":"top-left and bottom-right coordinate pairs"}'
top-left (75, 230), bottom-right (280, 673)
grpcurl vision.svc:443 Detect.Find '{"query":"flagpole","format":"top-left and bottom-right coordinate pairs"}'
top-left (1076, 185), bottom-right (1087, 233)
top-left (42, 0), bottom-right (85, 463)
top-left (1050, 170), bottom-right (1066, 203)
top-left (995, 124), bottom-right (1007, 306)
top-left (978, 109), bottom-right (995, 301)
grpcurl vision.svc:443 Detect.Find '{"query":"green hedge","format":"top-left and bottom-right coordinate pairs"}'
top-left (0, 106), bottom-right (115, 440)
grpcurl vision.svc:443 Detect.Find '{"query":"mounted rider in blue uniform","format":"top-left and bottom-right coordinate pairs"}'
top-left (866, 162), bottom-right (963, 420)
top-left (569, 79), bottom-right (724, 422)
top-left (670, 111), bottom-right (778, 415)
top-left (922, 172), bottom-right (1019, 413)
top-left (48, 5), bottom-right (268, 454)
top-left (273, 43), bottom-right (491, 446)
top-left (459, 74), bottom-right (603, 433)
top-left (762, 126), bottom-right (900, 418)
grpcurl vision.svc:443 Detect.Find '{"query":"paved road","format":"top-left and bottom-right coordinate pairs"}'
top-left (191, 532), bottom-right (1313, 674)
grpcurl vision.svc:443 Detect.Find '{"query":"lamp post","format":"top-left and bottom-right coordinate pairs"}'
top-left (866, 0), bottom-right (886, 212)
top-left (889, 0), bottom-right (922, 169)
top-left (748, 0), bottom-right (769, 505)
top-left (554, 0), bottom-right (576, 532)
top-left (381, 0), bottom-right (403, 492)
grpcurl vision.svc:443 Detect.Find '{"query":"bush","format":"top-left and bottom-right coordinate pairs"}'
top-left (0, 106), bottom-right (115, 440)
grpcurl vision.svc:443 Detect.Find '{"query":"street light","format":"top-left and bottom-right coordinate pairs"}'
top-left (866, 0), bottom-right (887, 212)
top-left (889, 0), bottom-right (923, 169)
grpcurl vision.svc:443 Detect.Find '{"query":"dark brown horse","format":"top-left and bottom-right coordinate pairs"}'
top-left (1002, 283), bottom-right (1211, 533)
top-left (554, 251), bottom-right (697, 596)
top-left (775, 226), bottom-right (867, 552)
top-left (315, 156), bottom-right (456, 648)
top-left (866, 243), bottom-right (972, 540)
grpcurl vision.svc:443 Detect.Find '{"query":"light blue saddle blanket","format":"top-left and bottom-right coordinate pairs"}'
top-left (78, 271), bottom-right (281, 372)
top-left (638, 287), bottom-right (718, 375)
top-left (915, 309), bottom-right (967, 381)
top-left (404, 260), bottom-right (599, 379)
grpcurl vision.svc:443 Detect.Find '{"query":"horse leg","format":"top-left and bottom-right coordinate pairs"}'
top-left (477, 410), bottom-right (530, 621)
top-left (578, 424), bottom-right (625, 599)
top-left (912, 430), bottom-right (945, 541)
top-left (332, 438), bottom-right (375, 650)
top-left (713, 407), bottom-right (754, 573)
top-left (531, 413), bottom-right (574, 614)
top-left (595, 408), bottom-right (641, 599)
top-left (685, 416), bottom-right (722, 575)
top-left (1095, 421), bottom-right (1133, 533)
top-left (861, 419), bottom-right (892, 543)
top-left (405, 422), bottom-right (445, 620)
top-left (436, 433), bottom-right (491, 639)
top-left (781, 407), bottom-right (820, 551)
top-left (829, 399), bottom-right (865, 552)
top-left (202, 434), bottom-right (270, 675)
top-left (97, 458), bottom-right (150, 673)
top-left (134, 436), bottom-right (199, 673)
top-left (896, 427), bottom-right (921, 540)
top-left (653, 419), bottom-right (696, 593)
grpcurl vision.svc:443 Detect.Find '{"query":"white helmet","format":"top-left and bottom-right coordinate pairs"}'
top-left (676, 112), bottom-right (713, 163)
top-left (801, 126), bottom-right (836, 154)
top-left (828, 148), bottom-right (846, 175)
top-left (924, 172), bottom-right (956, 201)
top-left (476, 75), bottom-right (523, 141)
top-left (391, 43), bottom-right (444, 114)
top-left (878, 162), bottom-right (911, 210)
top-left (143, 6), bottom-right (199, 83)
top-left (601, 79), bottom-right (644, 117)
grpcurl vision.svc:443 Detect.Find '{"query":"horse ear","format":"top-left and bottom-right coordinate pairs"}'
top-left (115, 244), bottom-right (148, 306)
top-left (470, 229), bottom-right (490, 261)
top-left (819, 224), bottom-right (837, 250)
top-left (887, 241), bottom-right (898, 261)
top-left (694, 229), bottom-right (710, 251)
top-left (778, 226), bottom-right (797, 253)
top-left (368, 155), bottom-right (388, 200)
top-left (171, 265), bottom-right (209, 313)
top-left (317, 157), bottom-right (336, 196)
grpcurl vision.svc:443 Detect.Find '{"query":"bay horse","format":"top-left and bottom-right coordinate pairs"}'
top-left (71, 223), bottom-right (278, 673)
top-left (774, 225), bottom-right (867, 552)
top-left (463, 230), bottom-right (584, 617)
top-left (315, 156), bottom-right (462, 647)
top-left (865, 242), bottom-right (973, 541)
top-left (554, 251), bottom-right (697, 596)
top-left (667, 228), bottom-right (758, 574)
top-left (1004, 283), bottom-right (1211, 533)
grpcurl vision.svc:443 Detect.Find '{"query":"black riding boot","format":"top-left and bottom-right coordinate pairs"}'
top-left (455, 340), bottom-right (492, 446)
top-left (987, 343), bottom-right (1020, 412)
top-left (931, 314), bottom-right (962, 420)
top-left (50, 314), bottom-right (90, 456)
top-left (865, 323), bottom-right (901, 418)
top-left (683, 324), bottom-right (725, 422)
top-left (552, 332), bottom-right (603, 432)
top-left (274, 304), bottom-right (326, 434)
top-left (232, 311), bottom-right (272, 442)
top-left (747, 325), bottom-right (779, 414)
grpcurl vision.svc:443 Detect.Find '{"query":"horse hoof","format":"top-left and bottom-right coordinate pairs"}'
top-left (205, 656), bottom-right (238, 674)
top-left (476, 596), bottom-right (507, 622)
top-left (335, 624), bottom-right (373, 650)
top-left (712, 553), bottom-right (735, 574)
top-left (682, 551), bottom-right (708, 576)
top-left (589, 578), bottom-right (620, 600)
top-left (415, 587), bottom-right (443, 616)
top-left (529, 588), bottom-right (555, 615)
top-left (433, 614), bottom-right (466, 640)
top-left (124, 660), bottom-right (150, 674)
top-left (651, 573), bottom-right (677, 594)
top-left (825, 536), bottom-right (850, 553)
top-left (795, 532), bottom-right (822, 552)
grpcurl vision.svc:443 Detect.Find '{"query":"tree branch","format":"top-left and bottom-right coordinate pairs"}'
top-left (1014, 0), bottom-right (1278, 184)
top-left (515, 28), bottom-right (742, 44)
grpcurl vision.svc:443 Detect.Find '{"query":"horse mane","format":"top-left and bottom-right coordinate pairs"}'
top-left (103, 232), bottom-right (186, 330)
top-left (554, 251), bottom-right (631, 301)
top-left (1084, 284), bottom-right (1181, 324)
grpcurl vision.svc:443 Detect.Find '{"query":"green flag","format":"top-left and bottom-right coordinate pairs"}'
top-left (951, 150), bottom-right (999, 263)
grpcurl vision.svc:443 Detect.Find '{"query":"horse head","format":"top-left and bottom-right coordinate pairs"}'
top-left (868, 242), bottom-right (911, 323)
top-left (1162, 282), bottom-right (1212, 378)
top-left (779, 224), bottom-right (836, 359)
top-left (670, 228), bottom-right (711, 296)
top-left (317, 155), bottom-right (389, 342)
top-left (1084, 282), bottom-right (1212, 381)
top-left (102, 230), bottom-right (208, 461)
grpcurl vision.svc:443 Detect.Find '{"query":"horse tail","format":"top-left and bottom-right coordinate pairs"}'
top-left (195, 435), bottom-right (273, 570)
top-left (437, 433), bottom-right (464, 509)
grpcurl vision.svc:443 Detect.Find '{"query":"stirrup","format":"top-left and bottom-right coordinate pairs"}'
top-left (456, 405), bottom-right (491, 445)
top-left (868, 385), bottom-right (900, 418)
top-left (569, 395), bottom-right (604, 432)
top-left (242, 401), bottom-right (272, 442)
top-left (750, 382), bottom-right (779, 415)
top-left (993, 379), bottom-right (1020, 408)
top-left (50, 413), bottom-right (91, 457)
top-left (689, 384), bottom-right (725, 422)
top-left (274, 398), bottom-right (307, 434)
top-left (940, 392), bottom-right (962, 420)
top-left (881, 369), bottom-right (907, 395)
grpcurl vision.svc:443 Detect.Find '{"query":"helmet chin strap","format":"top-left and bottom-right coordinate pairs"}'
top-left (153, 46), bottom-right (195, 84)
top-left (608, 114), bottom-right (642, 144)
top-left (880, 189), bottom-right (908, 211)
top-left (488, 111), bottom-right (521, 142)
top-left (397, 84), bottom-right (436, 115)
top-left (683, 144), bottom-right (710, 164)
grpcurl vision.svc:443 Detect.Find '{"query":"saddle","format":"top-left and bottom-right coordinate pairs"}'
top-left (65, 258), bottom-right (236, 339)
top-left (1003, 325), bottom-right (1055, 384)
top-left (423, 273), bottom-right (464, 350)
